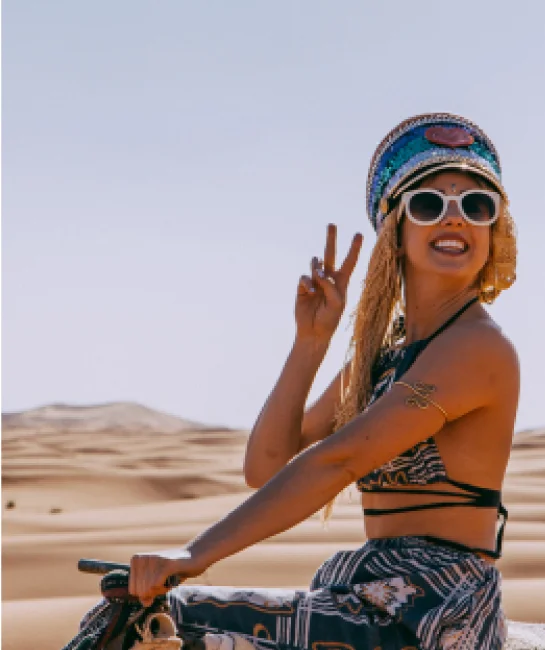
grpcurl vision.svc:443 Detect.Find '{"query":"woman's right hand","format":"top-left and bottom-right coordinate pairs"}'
top-left (295, 224), bottom-right (363, 342)
top-left (129, 548), bottom-right (206, 607)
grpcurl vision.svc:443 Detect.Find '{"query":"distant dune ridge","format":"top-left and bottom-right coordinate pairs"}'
top-left (2, 403), bottom-right (545, 650)
top-left (2, 401), bottom-right (221, 434)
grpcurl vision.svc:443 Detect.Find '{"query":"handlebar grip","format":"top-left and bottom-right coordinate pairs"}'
top-left (78, 559), bottom-right (130, 574)
top-left (78, 558), bottom-right (180, 588)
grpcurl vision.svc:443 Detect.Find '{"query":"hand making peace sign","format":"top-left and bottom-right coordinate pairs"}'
top-left (296, 224), bottom-right (363, 342)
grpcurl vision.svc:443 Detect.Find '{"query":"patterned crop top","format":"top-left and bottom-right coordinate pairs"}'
top-left (356, 297), bottom-right (508, 560)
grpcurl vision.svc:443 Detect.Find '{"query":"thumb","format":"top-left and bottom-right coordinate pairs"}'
top-left (313, 268), bottom-right (342, 305)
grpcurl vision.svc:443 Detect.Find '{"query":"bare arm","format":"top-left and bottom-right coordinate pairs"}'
top-left (243, 336), bottom-right (331, 488)
top-left (299, 363), bottom-right (351, 451)
top-left (244, 341), bottom-right (350, 488)
top-left (243, 225), bottom-right (362, 488)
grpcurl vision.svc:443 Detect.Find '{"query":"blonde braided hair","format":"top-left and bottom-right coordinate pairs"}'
top-left (321, 177), bottom-right (517, 521)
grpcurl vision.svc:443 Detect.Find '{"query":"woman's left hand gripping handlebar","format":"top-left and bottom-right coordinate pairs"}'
top-left (129, 547), bottom-right (205, 607)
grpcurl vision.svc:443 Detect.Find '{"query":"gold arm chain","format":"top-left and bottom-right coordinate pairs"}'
top-left (394, 380), bottom-right (449, 421)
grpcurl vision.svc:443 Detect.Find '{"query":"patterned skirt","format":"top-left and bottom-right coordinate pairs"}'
top-left (168, 537), bottom-right (507, 650)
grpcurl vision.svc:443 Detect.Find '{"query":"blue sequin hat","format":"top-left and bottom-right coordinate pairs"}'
top-left (366, 112), bottom-right (507, 232)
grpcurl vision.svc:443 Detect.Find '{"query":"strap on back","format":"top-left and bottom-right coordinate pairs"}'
top-left (361, 479), bottom-right (507, 559)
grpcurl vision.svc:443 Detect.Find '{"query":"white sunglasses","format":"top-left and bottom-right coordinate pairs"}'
top-left (400, 188), bottom-right (500, 226)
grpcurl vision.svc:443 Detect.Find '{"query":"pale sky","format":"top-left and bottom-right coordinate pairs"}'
top-left (3, 1), bottom-right (545, 432)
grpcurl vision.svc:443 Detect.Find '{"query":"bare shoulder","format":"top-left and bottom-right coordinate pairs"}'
top-left (428, 310), bottom-right (515, 361)
top-left (454, 315), bottom-right (517, 361)
top-left (403, 315), bottom-right (520, 416)
top-left (458, 319), bottom-right (519, 402)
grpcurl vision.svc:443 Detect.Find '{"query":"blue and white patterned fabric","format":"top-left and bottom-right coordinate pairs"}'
top-left (168, 537), bottom-right (507, 650)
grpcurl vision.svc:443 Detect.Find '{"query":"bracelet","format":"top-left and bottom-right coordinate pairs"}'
top-left (394, 381), bottom-right (449, 421)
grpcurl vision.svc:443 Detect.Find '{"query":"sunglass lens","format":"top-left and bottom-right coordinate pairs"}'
top-left (408, 191), bottom-right (444, 222)
top-left (461, 192), bottom-right (496, 223)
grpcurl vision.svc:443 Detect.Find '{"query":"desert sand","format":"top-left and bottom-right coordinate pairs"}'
top-left (2, 403), bottom-right (545, 650)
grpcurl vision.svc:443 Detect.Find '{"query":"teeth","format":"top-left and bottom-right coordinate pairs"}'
top-left (432, 239), bottom-right (466, 251)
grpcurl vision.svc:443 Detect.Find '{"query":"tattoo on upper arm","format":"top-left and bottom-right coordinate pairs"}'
top-left (394, 381), bottom-right (449, 421)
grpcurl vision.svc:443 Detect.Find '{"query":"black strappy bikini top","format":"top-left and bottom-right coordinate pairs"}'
top-left (357, 297), bottom-right (508, 560)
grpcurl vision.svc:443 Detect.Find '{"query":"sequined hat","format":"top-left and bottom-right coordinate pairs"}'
top-left (366, 112), bottom-right (506, 232)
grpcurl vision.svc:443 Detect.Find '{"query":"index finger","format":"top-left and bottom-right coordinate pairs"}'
top-left (323, 223), bottom-right (337, 275)
top-left (336, 233), bottom-right (363, 291)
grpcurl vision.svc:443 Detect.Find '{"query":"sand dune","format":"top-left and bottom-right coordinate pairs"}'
top-left (2, 401), bottom-right (216, 434)
top-left (2, 403), bottom-right (545, 650)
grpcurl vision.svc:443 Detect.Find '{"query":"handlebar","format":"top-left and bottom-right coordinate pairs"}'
top-left (78, 558), bottom-right (180, 588)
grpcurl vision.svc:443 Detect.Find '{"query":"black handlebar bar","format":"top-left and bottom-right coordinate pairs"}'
top-left (78, 558), bottom-right (180, 588)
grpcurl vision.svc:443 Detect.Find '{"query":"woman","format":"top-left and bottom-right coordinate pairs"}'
top-left (84, 113), bottom-right (519, 650)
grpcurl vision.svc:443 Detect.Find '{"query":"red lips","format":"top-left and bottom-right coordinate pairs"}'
top-left (425, 126), bottom-right (475, 148)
